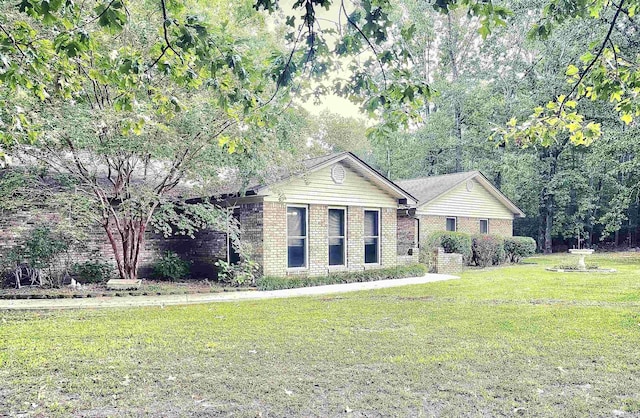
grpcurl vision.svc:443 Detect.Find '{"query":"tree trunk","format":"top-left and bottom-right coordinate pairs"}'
top-left (104, 223), bottom-right (126, 280)
top-left (544, 201), bottom-right (553, 254)
top-left (446, 14), bottom-right (463, 173)
top-left (104, 217), bottom-right (148, 281)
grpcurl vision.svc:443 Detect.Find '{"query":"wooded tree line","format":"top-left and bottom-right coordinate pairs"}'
top-left (317, 0), bottom-right (640, 253)
top-left (0, 0), bottom-right (638, 281)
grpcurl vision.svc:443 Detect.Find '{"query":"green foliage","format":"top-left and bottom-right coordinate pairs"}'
top-left (152, 252), bottom-right (191, 282)
top-left (3, 225), bottom-right (72, 288)
top-left (0, 0), bottom-right (294, 281)
top-left (152, 203), bottom-right (235, 239)
top-left (214, 239), bottom-right (260, 287)
top-left (471, 235), bottom-right (505, 267)
top-left (426, 231), bottom-right (473, 265)
top-left (12, 226), bottom-right (71, 271)
top-left (72, 256), bottom-right (113, 284)
top-left (215, 258), bottom-right (260, 287)
top-left (503, 236), bottom-right (537, 263)
top-left (257, 264), bottom-right (427, 291)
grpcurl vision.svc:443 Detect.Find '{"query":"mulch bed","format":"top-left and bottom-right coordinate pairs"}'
top-left (0, 280), bottom-right (256, 300)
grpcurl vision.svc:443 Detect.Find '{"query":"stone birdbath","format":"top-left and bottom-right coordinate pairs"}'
top-left (568, 248), bottom-right (595, 271)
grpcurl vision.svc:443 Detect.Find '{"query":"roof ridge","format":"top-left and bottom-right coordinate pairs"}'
top-left (396, 170), bottom-right (478, 183)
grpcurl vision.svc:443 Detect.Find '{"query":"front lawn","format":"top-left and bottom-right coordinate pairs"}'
top-left (1, 253), bottom-right (640, 417)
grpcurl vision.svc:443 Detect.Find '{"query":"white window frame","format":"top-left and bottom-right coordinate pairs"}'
top-left (364, 208), bottom-right (381, 265)
top-left (328, 206), bottom-right (347, 267)
top-left (446, 217), bottom-right (457, 232)
top-left (286, 204), bottom-right (309, 270)
top-left (479, 219), bottom-right (489, 234)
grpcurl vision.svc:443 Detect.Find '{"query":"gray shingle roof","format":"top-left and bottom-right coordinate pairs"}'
top-left (395, 171), bottom-right (479, 206)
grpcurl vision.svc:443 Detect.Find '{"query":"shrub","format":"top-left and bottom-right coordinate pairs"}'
top-left (4, 225), bottom-right (72, 288)
top-left (256, 264), bottom-right (428, 291)
top-left (503, 236), bottom-right (537, 263)
top-left (425, 232), bottom-right (473, 265)
top-left (472, 235), bottom-right (505, 267)
top-left (215, 241), bottom-right (260, 286)
top-left (152, 251), bottom-right (191, 281)
top-left (215, 258), bottom-right (260, 287)
top-left (72, 257), bottom-right (113, 284)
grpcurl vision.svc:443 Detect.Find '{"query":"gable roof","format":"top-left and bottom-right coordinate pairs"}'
top-left (254, 152), bottom-right (418, 205)
top-left (396, 171), bottom-right (525, 218)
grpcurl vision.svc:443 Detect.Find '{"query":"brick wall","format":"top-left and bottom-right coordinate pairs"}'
top-left (309, 204), bottom-right (329, 275)
top-left (346, 206), bottom-right (364, 272)
top-left (418, 214), bottom-right (513, 247)
top-left (0, 204), bottom-right (264, 280)
top-left (397, 214), bottom-right (417, 256)
top-left (236, 202), bottom-right (264, 269)
top-left (2, 200), bottom-right (408, 280)
top-left (486, 218), bottom-right (513, 236)
top-left (259, 203), bottom-right (400, 277)
top-left (262, 201), bottom-right (287, 277)
top-left (380, 207), bottom-right (397, 268)
top-left (435, 247), bottom-right (463, 274)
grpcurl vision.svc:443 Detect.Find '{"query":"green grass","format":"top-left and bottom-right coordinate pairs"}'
top-left (1, 253), bottom-right (640, 416)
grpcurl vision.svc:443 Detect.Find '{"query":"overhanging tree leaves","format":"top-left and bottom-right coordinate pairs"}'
top-left (0, 0), bottom-right (289, 280)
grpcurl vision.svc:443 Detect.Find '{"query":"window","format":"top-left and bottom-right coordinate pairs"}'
top-left (479, 219), bottom-right (489, 234)
top-left (446, 217), bottom-right (457, 232)
top-left (328, 208), bottom-right (346, 266)
top-left (364, 210), bottom-right (380, 264)
top-left (287, 206), bottom-right (307, 268)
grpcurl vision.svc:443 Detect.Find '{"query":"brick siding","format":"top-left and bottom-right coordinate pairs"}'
top-left (1, 200), bottom-right (405, 280)
top-left (435, 247), bottom-right (463, 274)
top-left (309, 204), bottom-right (329, 276)
top-left (0, 203), bottom-right (265, 280)
top-left (346, 206), bottom-right (364, 272)
top-left (380, 207), bottom-right (397, 268)
top-left (418, 214), bottom-right (513, 247)
top-left (262, 201), bottom-right (287, 277)
top-left (396, 213), bottom-right (419, 265)
top-left (259, 203), bottom-right (400, 277)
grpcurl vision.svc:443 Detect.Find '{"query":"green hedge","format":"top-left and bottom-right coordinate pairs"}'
top-left (504, 236), bottom-right (537, 263)
top-left (256, 264), bottom-right (428, 291)
top-left (424, 232), bottom-right (536, 268)
top-left (472, 234), bottom-right (505, 267)
top-left (426, 231), bottom-right (473, 264)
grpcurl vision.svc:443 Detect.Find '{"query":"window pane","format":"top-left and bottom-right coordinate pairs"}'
top-left (329, 209), bottom-right (345, 237)
top-left (287, 238), bottom-right (306, 268)
top-left (329, 237), bottom-right (345, 266)
top-left (446, 218), bottom-right (456, 232)
top-left (287, 207), bottom-right (306, 237)
top-left (365, 237), bottom-right (378, 264)
top-left (364, 210), bottom-right (379, 236)
top-left (480, 220), bottom-right (488, 234)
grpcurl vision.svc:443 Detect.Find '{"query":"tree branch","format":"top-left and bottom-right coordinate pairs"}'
top-left (340, 0), bottom-right (387, 89)
top-left (559, 0), bottom-right (625, 113)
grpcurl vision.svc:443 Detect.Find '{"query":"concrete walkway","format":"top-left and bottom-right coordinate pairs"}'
top-left (0, 274), bottom-right (458, 310)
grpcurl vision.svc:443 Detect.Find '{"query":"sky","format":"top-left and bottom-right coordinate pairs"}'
top-left (270, 0), bottom-right (367, 120)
